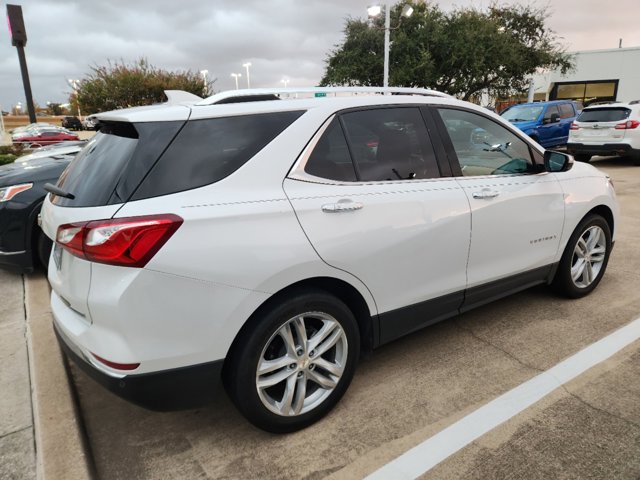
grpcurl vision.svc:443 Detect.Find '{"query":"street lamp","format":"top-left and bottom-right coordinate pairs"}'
top-left (231, 73), bottom-right (242, 90)
top-left (200, 69), bottom-right (209, 95)
top-left (368, 2), bottom-right (414, 88)
top-left (242, 62), bottom-right (252, 89)
top-left (281, 78), bottom-right (290, 88)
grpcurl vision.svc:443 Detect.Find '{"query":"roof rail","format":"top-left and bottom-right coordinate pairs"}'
top-left (195, 87), bottom-right (450, 106)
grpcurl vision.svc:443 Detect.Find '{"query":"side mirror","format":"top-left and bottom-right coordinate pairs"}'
top-left (550, 113), bottom-right (560, 123)
top-left (544, 150), bottom-right (574, 173)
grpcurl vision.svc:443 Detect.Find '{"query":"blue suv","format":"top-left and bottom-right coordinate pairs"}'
top-left (500, 100), bottom-right (580, 148)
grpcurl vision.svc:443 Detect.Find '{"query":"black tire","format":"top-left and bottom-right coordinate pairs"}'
top-left (36, 229), bottom-right (53, 272)
top-left (632, 151), bottom-right (640, 166)
top-left (574, 154), bottom-right (591, 163)
top-left (225, 289), bottom-right (360, 433)
top-left (551, 214), bottom-right (611, 298)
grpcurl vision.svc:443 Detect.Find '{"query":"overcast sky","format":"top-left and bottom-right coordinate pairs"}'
top-left (2, 0), bottom-right (639, 112)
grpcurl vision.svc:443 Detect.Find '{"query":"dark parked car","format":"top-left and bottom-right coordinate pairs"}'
top-left (61, 116), bottom-right (83, 131)
top-left (0, 147), bottom-right (82, 272)
top-left (500, 100), bottom-right (580, 148)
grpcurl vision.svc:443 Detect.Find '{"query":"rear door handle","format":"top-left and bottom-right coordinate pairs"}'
top-left (472, 189), bottom-right (500, 199)
top-left (321, 200), bottom-right (364, 213)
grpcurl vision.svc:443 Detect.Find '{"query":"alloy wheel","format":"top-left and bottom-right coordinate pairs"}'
top-left (571, 225), bottom-right (607, 288)
top-left (256, 312), bottom-right (348, 417)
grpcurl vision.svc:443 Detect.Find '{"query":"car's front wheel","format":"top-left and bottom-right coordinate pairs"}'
top-left (574, 154), bottom-right (591, 163)
top-left (225, 290), bottom-right (360, 433)
top-left (551, 214), bottom-right (611, 298)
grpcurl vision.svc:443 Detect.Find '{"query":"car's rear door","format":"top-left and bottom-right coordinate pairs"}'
top-left (432, 106), bottom-right (565, 311)
top-left (284, 106), bottom-right (471, 344)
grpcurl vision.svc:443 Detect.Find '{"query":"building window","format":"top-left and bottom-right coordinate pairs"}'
top-left (551, 80), bottom-right (618, 106)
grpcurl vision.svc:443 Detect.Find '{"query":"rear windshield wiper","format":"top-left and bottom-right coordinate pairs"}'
top-left (44, 183), bottom-right (75, 200)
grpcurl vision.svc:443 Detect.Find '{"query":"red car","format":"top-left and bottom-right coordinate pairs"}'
top-left (13, 129), bottom-right (80, 148)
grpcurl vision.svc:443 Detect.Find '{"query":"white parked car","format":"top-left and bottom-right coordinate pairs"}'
top-left (41, 87), bottom-right (618, 432)
top-left (567, 101), bottom-right (640, 165)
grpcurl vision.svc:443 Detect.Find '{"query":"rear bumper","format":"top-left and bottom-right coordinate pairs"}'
top-left (54, 320), bottom-right (224, 410)
top-left (566, 142), bottom-right (636, 157)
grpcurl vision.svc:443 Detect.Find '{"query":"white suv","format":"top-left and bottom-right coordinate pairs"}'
top-left (41, 87), bottom-right (618, 432)
top-left (567, 101), bottom-right (640, 165)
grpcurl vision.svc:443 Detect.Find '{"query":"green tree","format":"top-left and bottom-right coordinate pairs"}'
top-left (73, 58), bottom-right (212, 114)
top-left (46, 102), bottom-right (64, 116)
top-left (321, 3), bottom-right (573, 101)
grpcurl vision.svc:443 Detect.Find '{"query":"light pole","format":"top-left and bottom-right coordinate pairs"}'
top-left (281, 78), bottom-right (290, 88)
top-left (200, 69), bottom-right (209, 95)
top-left (368, 3), bottom-right (414, 88)
top-left (67, 79), bottom-right (82, 119)
top-left (231, 73), bottom-right (242, 90)
top-left (242, 62), bottom-right (252, 89)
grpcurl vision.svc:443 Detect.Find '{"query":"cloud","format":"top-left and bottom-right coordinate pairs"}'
top-left (2, 0), bottom-right (639, 112)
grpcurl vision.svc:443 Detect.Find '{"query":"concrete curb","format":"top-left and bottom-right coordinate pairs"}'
top-left (24, 274), bottom-right (92, 480)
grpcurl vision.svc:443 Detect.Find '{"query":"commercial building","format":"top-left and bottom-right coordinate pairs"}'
top-left (532, 46), bottom-right (640, 106)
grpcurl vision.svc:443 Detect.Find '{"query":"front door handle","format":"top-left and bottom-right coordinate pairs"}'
top-left (472, 189), bottom-right (500, 199)
top-left (321, 200), bottom-right (364, 213)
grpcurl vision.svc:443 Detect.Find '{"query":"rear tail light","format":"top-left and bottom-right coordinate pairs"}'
top-left (56, 214), bottom-right (183, 267)
top-left (614, 120), bottom-right (640, 130)
top-left (569, 122), bottom-right (580, 130)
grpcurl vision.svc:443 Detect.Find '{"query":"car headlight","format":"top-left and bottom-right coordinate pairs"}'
top-left (0, 183), bottom-right (33, 202)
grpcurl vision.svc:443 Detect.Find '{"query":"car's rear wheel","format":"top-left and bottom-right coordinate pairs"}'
top-left (225, 290), bottom-right (359, 433)
top-left (574, 154), bottom-right (591, 163)
top-left (551, 214), bottom-right (611, 298)
top-left (631, 151), bottom-right (640, 166)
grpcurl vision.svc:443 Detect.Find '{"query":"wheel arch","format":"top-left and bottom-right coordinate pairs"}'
top-left (585, 204), bottom-right (614, 238)
top-left (224, 276), bottom-right (377, 379)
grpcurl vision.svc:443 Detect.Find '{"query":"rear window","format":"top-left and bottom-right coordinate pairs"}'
top-left (132, 111), bottom-right (304, 200)
top-left (577, 108), bottom-right (631, 122)
top-left (52, 121), bottom-right (184, 207)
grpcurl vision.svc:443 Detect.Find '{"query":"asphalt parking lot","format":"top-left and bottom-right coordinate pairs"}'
top-left (52, 155), bottom-right (637, 480)
top-left (3, 156), bottom-right (639, 480)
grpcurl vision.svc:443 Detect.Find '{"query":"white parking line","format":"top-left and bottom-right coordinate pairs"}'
top-left (366, 317), bottom-right (640, 480)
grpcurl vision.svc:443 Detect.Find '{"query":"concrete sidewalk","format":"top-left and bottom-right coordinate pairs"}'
top-left (0, 271), bottom-right (35, 480)
top-left (0, 270), bottom-right (91, 480)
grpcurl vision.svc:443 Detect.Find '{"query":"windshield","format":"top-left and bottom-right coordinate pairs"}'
top-left (501, 105), bottom-right (544, 122)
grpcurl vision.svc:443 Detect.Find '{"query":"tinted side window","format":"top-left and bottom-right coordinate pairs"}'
top-left (133, 111), bottom-right (304, 200)
top-left (437, 108), bottom-right (535, 177)
top-left (305, 118), bottom-right (357, 181)
top-left (559, 103), bottom-right (575, 118)
top-left (341, 108), bottom-right (439, 181)
top-left (544, 105), bottom-right (560, 120)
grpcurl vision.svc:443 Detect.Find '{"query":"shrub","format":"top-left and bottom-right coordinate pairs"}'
top-left (0, 154), bottom-right (17, 165)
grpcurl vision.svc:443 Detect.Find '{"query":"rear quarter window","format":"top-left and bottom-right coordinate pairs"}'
top-left (577, 108), bottom-right (631, 122)
top-left (132, 110), bottom-right (304, 200)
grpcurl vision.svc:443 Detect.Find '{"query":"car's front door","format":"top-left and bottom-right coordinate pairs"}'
top-left (433, 107), bottom-right (565, 310)
top-left (284, 107), bottom-right (471, 344)
top-left (537, 105), bottom-right (564, 147)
